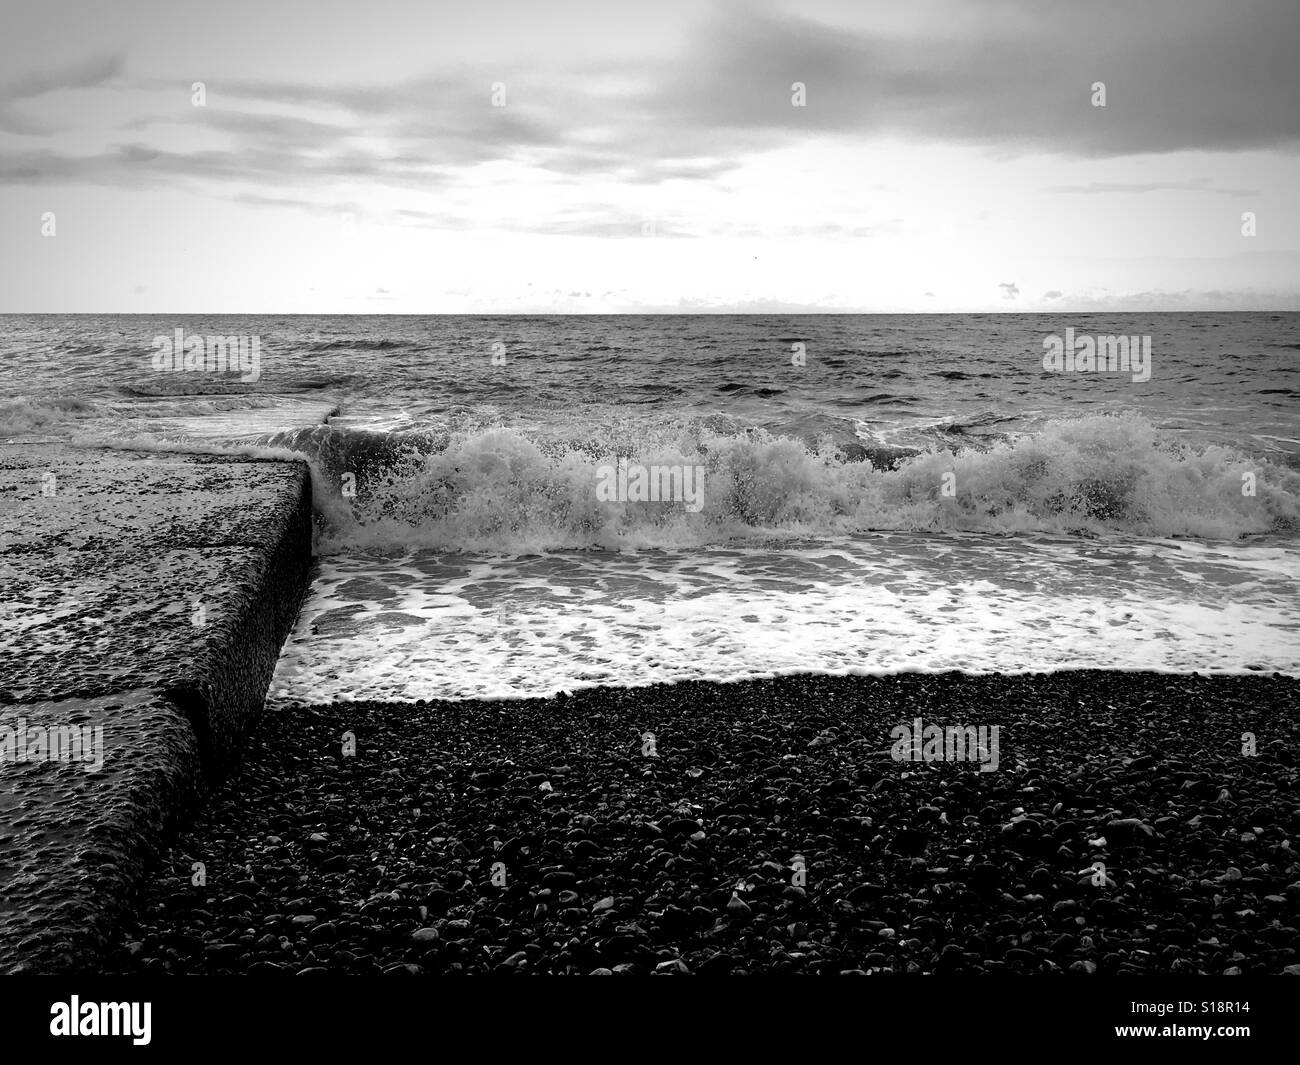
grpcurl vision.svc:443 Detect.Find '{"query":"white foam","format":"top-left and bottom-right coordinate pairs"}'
top-left (267, 532), bottom-right (1300, 705)
top-left (2, 394), bottom-right (337, 445)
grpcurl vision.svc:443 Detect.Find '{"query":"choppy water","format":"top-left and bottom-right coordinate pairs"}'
top-left (3, 312), bottom-right (1299, 456)
top-left (2, 313), bottom-right (1297, 696)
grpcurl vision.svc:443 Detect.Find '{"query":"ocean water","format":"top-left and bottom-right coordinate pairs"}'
top-left (2, 313), bottom-right (1298, 698)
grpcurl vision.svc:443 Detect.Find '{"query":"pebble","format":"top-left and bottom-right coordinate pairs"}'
top-left (725, 893), bottom-right (752, 920)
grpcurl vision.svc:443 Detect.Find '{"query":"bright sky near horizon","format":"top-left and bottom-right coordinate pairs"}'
top-left (1, 0), bottom-right (1298, 313)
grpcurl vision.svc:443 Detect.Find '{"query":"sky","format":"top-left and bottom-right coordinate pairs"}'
top-left (1, 0), bottom-right (1298, 313)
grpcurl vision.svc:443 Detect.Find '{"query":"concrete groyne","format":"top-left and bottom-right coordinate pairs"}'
top-left (0, 443), bottom-right (312, 973)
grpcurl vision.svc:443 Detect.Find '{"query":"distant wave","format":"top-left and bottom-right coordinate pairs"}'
top-left (306, 338), bottom-right (415, 352)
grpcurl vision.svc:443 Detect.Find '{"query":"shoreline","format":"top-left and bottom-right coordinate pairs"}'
top-left (108, 671), bottom-right (1300, 975)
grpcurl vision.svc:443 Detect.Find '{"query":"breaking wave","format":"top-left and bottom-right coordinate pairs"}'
top-left (9, 394), bottom-right (1295, 552)
top-left (264, 413), bottom-right (1300, 552)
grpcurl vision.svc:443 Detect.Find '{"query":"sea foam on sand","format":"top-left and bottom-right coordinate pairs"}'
top-left (267, 532), bottom-right (1300, 706)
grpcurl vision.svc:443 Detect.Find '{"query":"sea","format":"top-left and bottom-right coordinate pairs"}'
top-left (2, 313), bottom-right (1297, 701)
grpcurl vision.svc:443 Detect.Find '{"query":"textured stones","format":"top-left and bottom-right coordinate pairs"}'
top-left (101, 671), bottom-right (1300, 976)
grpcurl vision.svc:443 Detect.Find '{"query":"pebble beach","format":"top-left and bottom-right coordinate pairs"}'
top-left (107, 672), bottom-right (1300, 976)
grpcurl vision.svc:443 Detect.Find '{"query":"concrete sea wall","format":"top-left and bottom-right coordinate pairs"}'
top-left (0, 444), bottom-right (312, 974)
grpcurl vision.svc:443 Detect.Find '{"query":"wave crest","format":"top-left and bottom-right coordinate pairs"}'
top-left (291, 413), bottom-right (1300, 552)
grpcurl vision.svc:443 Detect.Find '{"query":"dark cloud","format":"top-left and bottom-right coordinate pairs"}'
top-left (3, 1), bottom-right (1295, 201)
top-left (637, 0), bottom-right (1300, 157)
top-left (0, 52), bottom-right (124, 135)
top-left (0, 52), bottom-right (123, 105)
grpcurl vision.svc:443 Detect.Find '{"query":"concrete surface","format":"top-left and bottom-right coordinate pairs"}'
top-left (0, 443), bottom-right (312, 973)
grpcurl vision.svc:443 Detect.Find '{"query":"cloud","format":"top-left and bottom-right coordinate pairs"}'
top-left (1033, 286), bottom-right (1300, 311)
top-left (3, 2), bottom-right (1296, 206)
top-left (1044, 180), bottom-right (1261, 196)
top-left (0, 52), bottom-right (124, 135)
top-left (0, 52), bottom-right (124, 105)
top-left (0, 142), bottom-right (459, 192)
top-left (1043, 290), bottom-right (1063, 299)
top-left (999, 282), bottom-right (1020, 299)
top-left (635, 1), bottom-right (1300, 158)
top-left (125, 109), bottom-right (356, 150)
